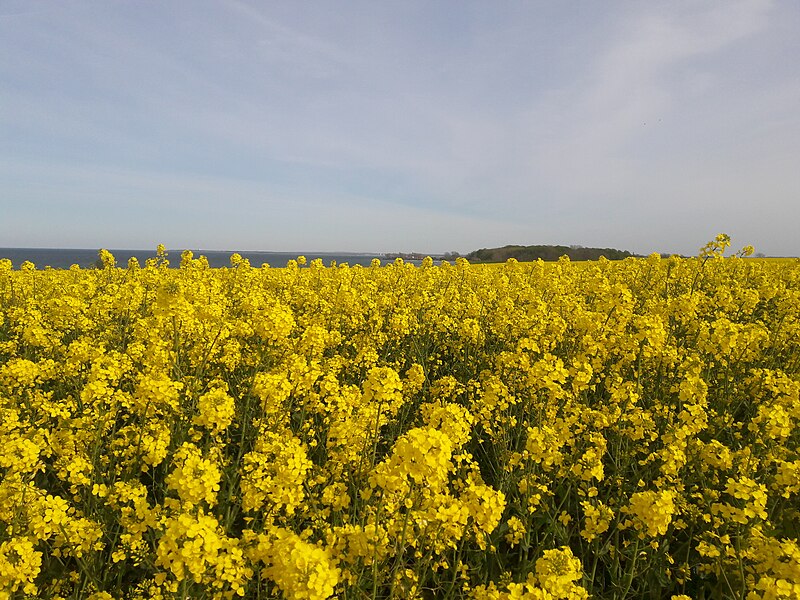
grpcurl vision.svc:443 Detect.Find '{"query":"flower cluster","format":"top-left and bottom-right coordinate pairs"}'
top-left (0, 240), bottom-right (798, 598)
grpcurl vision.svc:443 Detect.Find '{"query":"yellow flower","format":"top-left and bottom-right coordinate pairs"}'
top-left (580, 500), bottom-right (614, 542)
top-left (504, 516), bottom-right (526, 547)
top-left (193, 384), bottom-right (235, 435)
top-left (156, 508), bottom-right (251, 594)
top-left (0, 537), bottom-right (42, 597)
top-left (164, 443), bottom-right (221, 507)
top-left (624, 490), bottom-right (676, 537)
top-left (249, 527), bottom-right (340, 600)
top-left (535, 547), bottom-right (588, 599)
top-left (711, 476), bottom-right (768, 525)
top-left (370, 427), bottom-right (454, 494)
top-left (240, 431), bottom-right (311, 515)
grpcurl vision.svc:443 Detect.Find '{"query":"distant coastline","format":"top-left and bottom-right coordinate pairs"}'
top-left (4, 246), bottom-right (787, 270)
top-left (0, 248), bottom-right (393, 270)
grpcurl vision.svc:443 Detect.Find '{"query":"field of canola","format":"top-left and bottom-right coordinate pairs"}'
top-left (1, 236), bottom-right (799, 599)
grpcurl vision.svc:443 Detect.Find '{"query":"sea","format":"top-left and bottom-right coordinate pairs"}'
top-left (0, 248), bottom-right (401, 270)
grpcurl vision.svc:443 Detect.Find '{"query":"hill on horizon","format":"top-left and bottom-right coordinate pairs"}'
top-left (466, 244), bottom-right (637, 263)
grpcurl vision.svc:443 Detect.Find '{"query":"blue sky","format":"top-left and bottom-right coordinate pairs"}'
top-left (2, 0), bottom-right (798, 256)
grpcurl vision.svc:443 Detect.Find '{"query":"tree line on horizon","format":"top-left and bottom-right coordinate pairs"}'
top-left (465, 244), bottom-right (637, 263)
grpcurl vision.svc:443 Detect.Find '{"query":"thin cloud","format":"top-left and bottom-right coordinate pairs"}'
top-left (1, 1), bottom-right (798, 255)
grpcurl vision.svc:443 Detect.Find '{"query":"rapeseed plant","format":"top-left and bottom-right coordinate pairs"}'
top-left (0, 239), bottom-right (798, 597)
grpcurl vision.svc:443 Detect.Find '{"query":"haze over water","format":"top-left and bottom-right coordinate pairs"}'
top-left (0, 248), bottom-right (389, 270)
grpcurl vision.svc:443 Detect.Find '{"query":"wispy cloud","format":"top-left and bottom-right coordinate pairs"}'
top-left (1, 1), bottom-right (798, 255)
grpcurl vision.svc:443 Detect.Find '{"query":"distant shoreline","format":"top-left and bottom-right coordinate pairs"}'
top-left (0, 248), bottom-right (396, 270)
top-left (3, 247), bottom-right (792, 270)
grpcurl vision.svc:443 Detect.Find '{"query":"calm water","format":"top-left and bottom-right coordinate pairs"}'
top-left (0, 248), bottom-right (395, 269)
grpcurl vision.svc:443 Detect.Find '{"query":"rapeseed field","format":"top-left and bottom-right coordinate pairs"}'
top-left (1, 236), bottom-right (799, 599)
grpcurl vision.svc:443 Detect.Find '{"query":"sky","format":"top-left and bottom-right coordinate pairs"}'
top-left (1, 0), bottom-right (799, 256)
